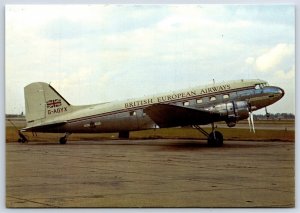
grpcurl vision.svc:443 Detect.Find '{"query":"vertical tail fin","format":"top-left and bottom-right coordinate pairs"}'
top-left (24, 82), bottom-right (71, 126)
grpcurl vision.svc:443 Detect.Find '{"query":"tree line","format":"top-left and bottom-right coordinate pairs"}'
top-left (253, 113), bottom-right (295, 120)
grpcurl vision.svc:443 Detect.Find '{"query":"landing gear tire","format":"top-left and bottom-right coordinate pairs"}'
top-left (18, 138), bottom-right (27, 143)
top-left (207, 131), bottom-right (223, 147)
top-left (59, 132), bottom-right (71, 144)
top-left (59, 136), bottom-right (67, 144)
top-left (18, 131), bottom-right (28, 143)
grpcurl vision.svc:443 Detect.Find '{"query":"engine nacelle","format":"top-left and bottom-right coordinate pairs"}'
top-left (207, 101), bottom-right (250, 127)
top-left (226, 120), bottom-right (237, 128)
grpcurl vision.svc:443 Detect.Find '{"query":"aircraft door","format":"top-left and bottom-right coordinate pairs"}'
top-left (127, 110), bottom-right (139, 130)
top-left (134, 109), bottom-right (143, 129)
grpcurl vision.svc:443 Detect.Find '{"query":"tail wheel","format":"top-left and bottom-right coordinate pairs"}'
top-left (18, 138), bottom-right (27, 143)
top-left (208, 131), bottom-right (223, 147)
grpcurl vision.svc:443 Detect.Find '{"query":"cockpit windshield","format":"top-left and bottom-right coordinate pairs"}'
top-left (255, 82), bottom-right (269, 89)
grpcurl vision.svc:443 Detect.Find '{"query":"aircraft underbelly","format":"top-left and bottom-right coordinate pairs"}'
top-left (64, 114), bottom-right (155, 133)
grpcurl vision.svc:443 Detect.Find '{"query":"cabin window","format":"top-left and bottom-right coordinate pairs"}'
top-left (129, 111), bottom-right (136, 116)
top-left (223, 94), bottom-right (229, 99)
top-left (196, 99), bottom-right (202, 104)
top-left (184, 101), bottom-right (190, 106)
top-left (95, 121), bottom-right (101, 126)
top-left (142, 109), bottom-right (146, 116)
top-left (210, 96), bottom-right (216, 101)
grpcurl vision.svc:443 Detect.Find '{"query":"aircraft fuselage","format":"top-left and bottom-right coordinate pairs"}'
top-left (23, 79), bottom-right (284, 135)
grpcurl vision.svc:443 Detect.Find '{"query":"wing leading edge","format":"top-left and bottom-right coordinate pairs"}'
top-left (144, 104), bottom-right (222, 128)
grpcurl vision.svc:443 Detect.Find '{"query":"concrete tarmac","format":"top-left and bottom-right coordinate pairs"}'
top-left (6, 139), bottom-right (294, 208)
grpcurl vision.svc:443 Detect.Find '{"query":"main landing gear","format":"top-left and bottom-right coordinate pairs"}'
top-left (59, 133), bottom-right (71, 144)
top-left (17, 130), bottom-right (28, 143)
top-left (119, 131), bottom-right (130, 139)
top-left (193, 123), bottom-right (223, 147)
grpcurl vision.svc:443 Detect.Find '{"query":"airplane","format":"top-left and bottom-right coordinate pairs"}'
top-left (19, 79), bottom-right (284, 146)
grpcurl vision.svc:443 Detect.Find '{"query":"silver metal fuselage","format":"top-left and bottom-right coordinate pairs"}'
top-left (24, 79), bottom-right (284, 134)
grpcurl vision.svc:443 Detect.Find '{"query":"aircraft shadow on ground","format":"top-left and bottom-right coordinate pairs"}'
top-left (157, 141), bottom-right (273, 151)
top-left (16, 140), bottom-right (274, 150)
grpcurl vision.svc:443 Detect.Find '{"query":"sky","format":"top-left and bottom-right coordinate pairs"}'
top-left (5, 4), bottom-right (295, 114)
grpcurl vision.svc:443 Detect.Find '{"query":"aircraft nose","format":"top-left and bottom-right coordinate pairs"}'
top-left (271, 87), bottom-right (285, 101)
top-left (277, 87), bottom-right (285, 97)
top-left (263, 86), bottom-right (285, 99)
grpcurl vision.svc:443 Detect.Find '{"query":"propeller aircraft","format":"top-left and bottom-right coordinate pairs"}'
top-left (19, 79), bottom-right (284, 146)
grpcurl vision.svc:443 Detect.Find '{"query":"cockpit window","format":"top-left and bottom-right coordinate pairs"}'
top-left (255, 82), bottom-right (269, 89)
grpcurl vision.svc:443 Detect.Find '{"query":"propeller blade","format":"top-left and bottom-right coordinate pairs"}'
top-left (247, 115), bottom-right (252, 132)
top-left (250, 112), bottom-right (255, 133)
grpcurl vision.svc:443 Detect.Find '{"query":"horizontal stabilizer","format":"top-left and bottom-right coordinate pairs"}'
top-left (21, 120), bottom-right (67, 132)
top-left (144, 104), bottom-right (221, 128)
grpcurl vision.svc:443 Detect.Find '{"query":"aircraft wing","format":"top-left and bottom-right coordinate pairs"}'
top-left (144, 104), bottom-right (221, 128)
top-left (21, 120), bottom-right (67, 132)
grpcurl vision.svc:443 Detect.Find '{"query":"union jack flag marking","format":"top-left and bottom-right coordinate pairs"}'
top-left (47, 99), bottom-right (62, 108)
